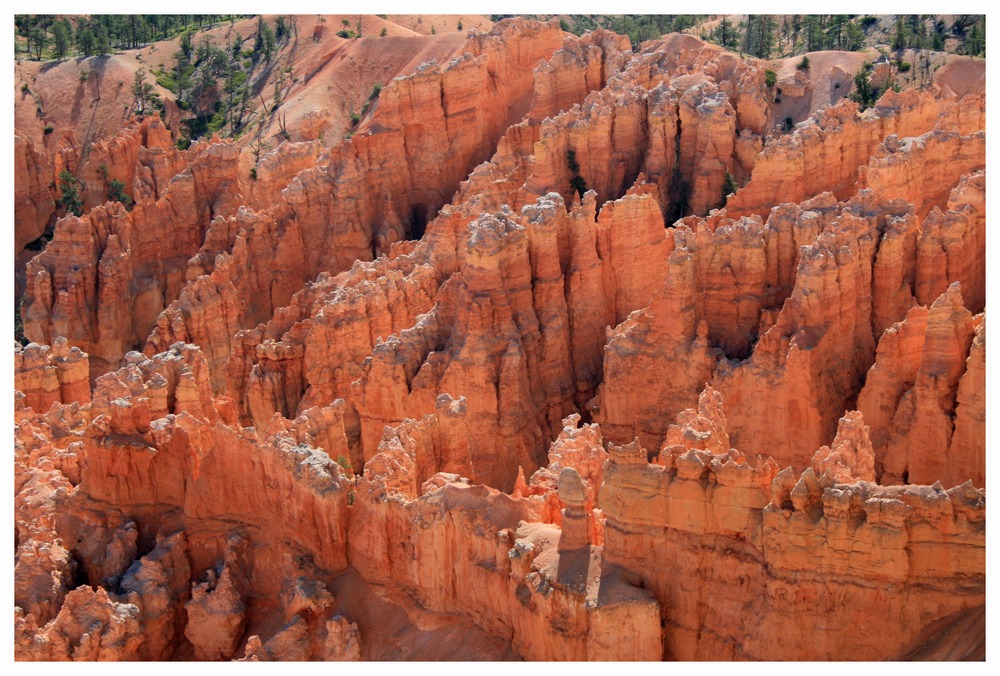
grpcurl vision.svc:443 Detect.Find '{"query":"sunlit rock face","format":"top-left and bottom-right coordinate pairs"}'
top-left (14, 16), bottom-right (984, 661)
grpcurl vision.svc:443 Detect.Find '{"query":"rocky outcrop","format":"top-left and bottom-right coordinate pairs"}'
top-left (184, 535), bottom-right (249, 661)
top-left (14, 343), bottom-right (354, 660)
top-left (15, 587), bottom-right (145, 661)
top-left (347, 417), bottom-right (661, 660)
top-left (515, 412), bottom-right (608, 539)
top-left (600, 390), bottom-right (984, 660)
top-left (237, 184), bottom-right (673, 491)
top-left (22, 139), bottom-right (245, 377)
top-left (726, 89), bottom-right (985, 219)
top-left (14, 134), bottom-right (55, 253)
top-left (713, 203), bottom-right (879, 467)
top-left (590, 247), bottom-right (720, 451)
top-left (14, 338), bottom-right (91, 412)
top-left (864, 130), bottom-right (985, 218)
top-left (914, 170), bottom-right (986, 313)
top-left (857, 284), bottom-right (984, 487)
top-left (13, 21), bottom-right (985, 663)
top-left (527, 29), bottom-right (631, 124)
top-left (810, 410), bottom-right (876, 484)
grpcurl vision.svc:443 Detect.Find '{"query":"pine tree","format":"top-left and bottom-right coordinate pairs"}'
top-left (742, 15), bottom-right (775, 59)
top-left (757, 15), bottom-right (775, 58)
top-left (179, 28), bottom-right (194, 59)
top-left (77, 25), bottom-right (96, 56)
top-left (712, 16), bottom-right (737, 50)
top-left (53, 20), bottom-right (72, 59)
top-left (831, 15), bottom-right (846, 50)
top-left (132, 68), bottom-right (155, 114)
top-left (804, 15), bottom-right (823, 52)
top-left (892, 16), bottom-right (907, 50)
top-left (28, 25), bottom-right (47, 60)
top-left (254, 17), bottom-right (276, 61)
top-left (58, 170), bottom-right (83, 217)
top-left (851, 64), bottom-right (878, 110)
top-left (845, 20), bottom-right (866, 51)
top-left (94, 22), bottom-right (111, 55)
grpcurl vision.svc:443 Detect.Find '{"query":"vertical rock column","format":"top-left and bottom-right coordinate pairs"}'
top-left (558, 467), bottom-right (590, 551)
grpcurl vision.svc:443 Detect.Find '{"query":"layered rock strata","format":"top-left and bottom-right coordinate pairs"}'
top-left (14, 20), bottom-right (985, 662)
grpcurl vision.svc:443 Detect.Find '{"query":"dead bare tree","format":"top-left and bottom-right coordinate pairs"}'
top-left (278, 111), bottom-right (289, 141)
top-left (248, 118), bottom-right (269, 181)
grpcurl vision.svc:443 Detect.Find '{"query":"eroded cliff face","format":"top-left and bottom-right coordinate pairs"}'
top-left (14, 18), bottom-right (985, 662)
top-left (600, 391), bottom-right (983, 660)
top-left (14, 134), bottom-right (56, 253)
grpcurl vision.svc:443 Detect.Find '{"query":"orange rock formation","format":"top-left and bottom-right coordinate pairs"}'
top-left (14, 17), bottom-right (985, 661)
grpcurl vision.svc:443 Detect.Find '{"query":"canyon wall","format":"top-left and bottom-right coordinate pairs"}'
top-left (14, 19), bottom-right (986, 661)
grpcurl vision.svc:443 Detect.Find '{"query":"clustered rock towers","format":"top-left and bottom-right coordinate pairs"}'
top-left (15, 18), bottom-right (984, 660)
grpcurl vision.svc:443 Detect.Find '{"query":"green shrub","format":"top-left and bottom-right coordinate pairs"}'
top-left (721, 171), bottom-right (738, 204)
top-left (350, 111), bottom-right (360, 126)
top-left (21, 83), bottom-right (29, 93)
top-left (15, 299), bottom-right (27, 347)
top-left (206, 111), bottom-right (226, 135)
top-left (765, 69), bottom-right (777, 88)
top-left (380, 27), bottom-right (387, 37)
top-left (107, 178), bottom-right (132, 208)
top-left (851, 66), bottom-right (878, 111)
top-left (566, 149), bottom-right (581, 174)
top-left (566, 149), bottom-right (588, 199)
top-left (797, 55), bottom-right (810, 70)
top-left (898, 61), bottom-right (912, 72)
top-left (57, 170), bottom-right (83, 217)
top-left (43, 125), bottom-right (53, 135)
top-left (155, 72), bottom-right (177, 92)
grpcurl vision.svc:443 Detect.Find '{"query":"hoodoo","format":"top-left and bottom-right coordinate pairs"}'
top-left (14, 14), bottom-right (985, 661)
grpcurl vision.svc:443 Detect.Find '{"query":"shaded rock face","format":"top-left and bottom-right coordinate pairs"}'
top-left (14, 134), bottom-right (56, 253)
top-left (14, 18), bottom-right (984, 662)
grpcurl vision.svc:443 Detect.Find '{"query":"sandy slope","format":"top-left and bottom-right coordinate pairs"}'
top-left (13, 15), bottom-right (495, 163)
